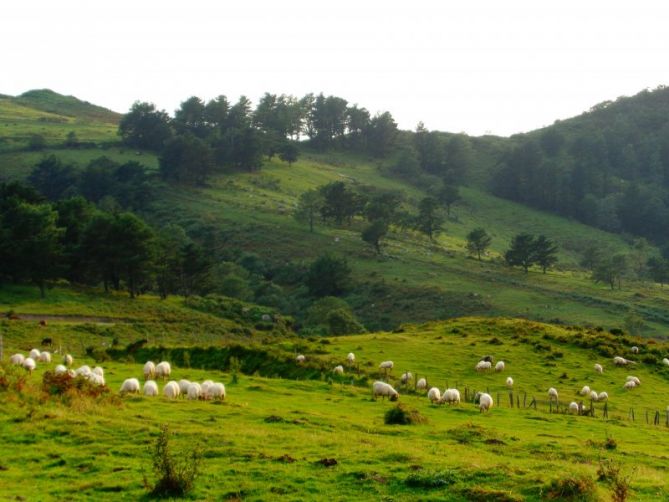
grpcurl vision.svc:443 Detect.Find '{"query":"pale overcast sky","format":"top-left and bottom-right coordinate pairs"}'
top-left (4, 0), bottom-right (669, 136)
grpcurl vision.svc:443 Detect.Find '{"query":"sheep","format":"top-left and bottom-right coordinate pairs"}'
top-left (626, 376), bottom-right (641, 386)
top-left (548, 387), bottom-right (558, 401)
top-left (333, 365), bottom-right (344, 375)
top-left (207, 382), bottom-right (226, 401)
top-left (163, 381), bottom-right (181, 399)
top-left (589, 390), bottom-right (599, 401)
top-left (663, 358), bottom-right (669, 367)
top-left (22, 357), bottom-right (36, 372)
top-left (480, 355), bottom-right (494, 363)
top-left (427, 387), bottom-right (441, 403)
top-left (506, 377), bottom-right (514, 388)
top-left (479, 392), bottom-right (493, 412)
top-left (38, 351), bottom-right (51, 363)
top-left (475, 360), bottom-right (492, 372)
top-left (187, 382), bottom-right (202, 400)
top-left (416, 378), bottom-right (427, 390)
top-left (88, 373), bottom-right (105, 386)
top-left (54, 364), bottom-right (67, 375)
top-left (155, 361), bottom-right (171, 380)
top-left (613, 356), bottom-right (634, 366)
top-left (579, 385), bottom-right (591, 396)
top-left (379, 361), bottom-right (394, 370)
top-left (347, 352), bottom-right (355, 364)
top-left (143, 380), bottom-right (159, 396)
top-left (120, 378), bottom-right (140, 394)
top-left (178, 379), bottom-right (191, 396)
top-left (200, 380), bottom-right (214, 399)
top-left (569, 401), bottom-right (580, 414)
top-left (400, 372), bottom-right (413, 384)
top-left (442, 388), bottom-right (461, 405)
top-left (29, 348), bottom-right (41, 360)
top-left (75, 365), bottom-right (91, 377)
top-left (9, 354), bottom-right (25, 366)
top-left (631, 346), bottom-right (639, 354)
top-left (296, 354), bottom-right (306, 363)
top-left (594, 363), bottom-right (603, 374)
top-left (495, 361), bottom-right (505, 372)
top-left (92, 367), bottom-right (104, 378)
top-left (372, 381), bottom-right (399, 401)
top-left (143, 361), bottom-right (156, 380)
top-left (63, 354), bottom-right (73, 366)
top-left (598, 391), bottom-right (608, 402)
top-left (623, 380), bottom-right (637, 390)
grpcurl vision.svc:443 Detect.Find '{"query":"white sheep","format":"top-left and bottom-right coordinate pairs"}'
top-left (207, 383), bottom-right (226, 401)
top-left (10, 354), bottom-right (25, 366)
top-left (200, 380), bottom-right (214, 399)
top-left (623, 380), bottom-right (636, 390)
top-left (38, 351), bottom-right (51, 363)
top-left (54, 364), bottom-right (67, 375)
top-left (29, 348), bottom-right (41, 360)
top-left (569, 401), bottom-right (580, 414)
top-left (475, 360), bottom-right (492, 372)
top-left (579, 385), bottom-right (591, 396)
top-left (416, 378), bottom-right (427, 390)
top-left (143, 380), bottom-right (159, 396)
top-left (120, 378), bottom-right (140, 394)
top-left (662, 358), bottom-right (669, 367)
top-left (163, 381), bottom-right (180, 399)
top-left (631, 346), bottom-right (639, 354)
top-left (347, 352), bottom-right (355, 364)
top-left (495, 361), bottom-right (505, 372)
top-left (598, 391), bottom-right (608, 401)
top-left (614, 356), bottom-right (634, 366)
top-left (92, 367), bottom-right (104, 378)
top-left (427, 387), bottom-right (441, 403)
top-left (88, 373), bottom-right (105, 386)
top-left (296, 354), bottom-right (306, 363)
top-left (75, 365), bottom-right (91, 377)
top-left (506, 377), bottom-right (514, 388)
top-left (589, 390), bottom-right (599, 401)
top-left (333, 365), bottom-right (344, 375)
top-left (479, 392), bottom-right (493, 412)
top-left (400, 372), bottom-right (413, 384)
top-left (143, 361), bottom-right (156, 380)
top-left (63, 354), bottom-right (73, 366)
top-left (155, 361), bottom-right (171, 380)
top-left (22, 357), bottom-right (36, 372)
top-left (178, 379), bottom-right (191, 396)
top-left (626, 376), bottom-right (640, 386)
top-left (442, 388), bottom-right (461, 405)
top-left (372, 381), bottom-right (399, 401)
top-left (548, 387), bottom-right (558, 400)
top-left (594, 363), bottom-right (603, 374)
top-left (187, 382), bottom-right (202, 400)
top-left (379, 361), bottom-right (394, 370)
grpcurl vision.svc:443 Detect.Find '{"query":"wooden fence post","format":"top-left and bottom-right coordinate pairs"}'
top-left (655, 411), bottom-right (660, 426)
top-left (509, 392), bottom-right (514, 408)
top-left (603, 402), bottom-right (608, 419)
top-left (523, 391), bottom-right (526, 408)
top-left (646, 410), bottom-right (649, 425)
top-left (497, 392), bottom-right (500, 407)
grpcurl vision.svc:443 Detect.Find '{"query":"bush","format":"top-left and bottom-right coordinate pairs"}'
top-left (0, 363), bottom-right (27, 392)
top-left (41, 371), bottom-right (108, 399)
top-left (544, 474), bottom-right (596, 501)
top-left (598, 460), bottom-right (632, 502)
top-left (147, 424), bottom-right (201, 498)
top-left (384, 404), bottom-right (427, 425)
top-left (405, 469), bottom-right (459, 488)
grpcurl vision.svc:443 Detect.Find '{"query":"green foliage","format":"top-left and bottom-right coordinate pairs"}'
top-left (294, 189), bottom-right (323, 233)
top-left (544, 474), bottom-right (596, 501)
top-left (306, 255), bottom-right (351, 297)
top-left (405, 469), bottom-right (458, 488)
top-left (28, 155), bottom-right (77, 201)
top-left (118, 101), bottom-right (172, 151)
top-left (384, 404), bottom-right (427, 425)
top-left (415, 196), bottom-right (443, 240)
top-left (304, 296), bottom-right (365, 335)
top-left (27, 133), bottom-right (46, 151)
top-left (148, 424), bottom-right (201, 498)
top-left (466, 227), bottom-right (492, 260)
top-left (361, 220), bottom-right (388, 254)
top-left (319, 181), bottom-right (359, 225)
top-left (160, 134), bottom-right (214, 185)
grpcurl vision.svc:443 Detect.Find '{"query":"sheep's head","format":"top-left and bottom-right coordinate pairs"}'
top-left (390, 392), bottom-right (399, 402)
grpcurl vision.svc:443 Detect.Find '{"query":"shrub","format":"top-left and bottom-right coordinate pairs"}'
top-left (598, 460), bottom-right (633, 502)
top-left (0, 363), bottom-right (27, 392)
top-left (384, 404), bottom-right (427, 425)
top-left (146, 424), bottom-right (201, 498)
top-left (41, 371), bottom-right (108, 399)
top-left (544, 474), bottom-right (596, 500)
top-left (405, 469), bottom-right (459, 488)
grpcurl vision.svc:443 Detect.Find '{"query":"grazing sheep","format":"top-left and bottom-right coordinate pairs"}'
top-left (333, 365), bottom-right (344, 375)
top-left (442, 388), bottom-right (461, 405)
top-left (347, 352), bottom-right (355, 364)
top-left (10, 354), bottom-right (25, 366)
top-left (88, 373), bottom-right (105, 386)
top-left (663, 358), bottom-right (669, 367)
top-left (400, 372), bottom-right (413, 384)
top-left (614, 356), bottom-right (634, 366)
top-left (92, 367), bottom-right (104, 378)
top-left (379, 361), bottom-right (394, 370)
top-left (187, 382), bottom-right (202, 400)
top-left (480, 355), bottom-right (494, 363)
top-left (178, 379), bottom-right (191, 396)
top-left (495, 361), bottom-right (505, 372)
top-left (569, 401), bottom-right (580, 414)
top-left (427, 387), bottom-right (441, 403)
top-left (598, 391), bottom-right (608, 402)
top-left (623, 380), bottom-right (637, 390)
top-left (548, 387), bottom-right (558, 401)
top-left (63, 354), bottom-right (73, 366)
top-left (594, 363), bottom-right (603, 374)
top-left (589, 390), bottom-right (599, 401)
top-left (54, 364), bottom-right (67, 375)
top-left (296, 354), bottom-right (306, 363)
top-left (506, 377), bottom-right (514, 388)
top-left (207, 382), bottom-right (226, 401)
top-left (38, 351), bottom-right (51, 363)
top-left (29, 348), bottom-right (41, 360)
top-left (120, 378), bottom-right (140, 394)
top-left (416, 378), bottom-right (427, 390)
top-left (155, 361), bottom-right (171, 380)
top-left (475, 360), bottom-right (492, 372)
top-left (479, 392), bottom-right (493, 412)
top-left (372, 381), bottom-right (399, 401)
top-left (579, 385), bottom-right (591, 396)
top-left (22, 357), bottom-right (36, 372)
top-left (164, 381), bottom-right (181, 399)
top-left (75, 365), bottom-right (91, 377)
top-left (626, 376), bottom-right (640, 386)
top-left (143, 380), bottom-right (159, 396)
top-left (631, 346), bottom-right (639, 354)
top-left (143, 361), bottom-right (156, 380)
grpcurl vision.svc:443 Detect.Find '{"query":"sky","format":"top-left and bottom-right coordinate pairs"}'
top-left (4, 0), bottom-right (669, 136)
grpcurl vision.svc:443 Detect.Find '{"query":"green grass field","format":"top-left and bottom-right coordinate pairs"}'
top-left (2, 314), bottom-right (669, 501)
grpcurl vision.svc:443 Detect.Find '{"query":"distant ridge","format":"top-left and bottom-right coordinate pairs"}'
top-left (13, 89), bottom-right (121, 123)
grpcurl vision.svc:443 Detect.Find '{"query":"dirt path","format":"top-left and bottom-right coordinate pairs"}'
top-left (1, 312), bottom-right (130, 324)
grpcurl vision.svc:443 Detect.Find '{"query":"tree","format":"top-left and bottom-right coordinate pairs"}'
top-left (319, 181), bottom-right (359, 225)
top-left (504, 233), bottom-right (536, 273)
top-left (305, 254), bottom-right (351, 297)
top-left (466, 228), bottom-right (491, 260)
top-left (415, 197), bottom-right (443, 240)
top-left (174, 96), bottom-right (208, 138)
top-left (278, 141), bottom-right (299, 166)
top-left (436, 184), bottom-right (460, 216)
top-left (160, 134), bottom-right (214, 184)
top-left (111, 212), bottom-right (156, 297)
top-left (28, 155), bottom-right (77, 201)
top-left (54, 196), bottom-right (96, 283)
top-left (118, 101), bottom-right (173, 151)
top-left (362, 220), bottom-right (388, 254)
top-left (79, 157), bottom-right (119, 203)
top-left (647, 256), bottom-right (669, 286)
top-left (295, 189), bottom-right (324, 232)
top-left (27, 134), bottom-right (46, 151)
top-left (592, 254), bottom-right (627, 289)
top-left (363, 190), bottom-right (402, 223)
top-left (365, 111), bottom-right (398, 157)
top-left (533, 235), bottom-right (558, 273)
top-left (65, 131), bottom-right (79, 148)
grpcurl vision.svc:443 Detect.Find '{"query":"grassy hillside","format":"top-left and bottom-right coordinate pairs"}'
top-left (2, 313), bottom-right (669, 500)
